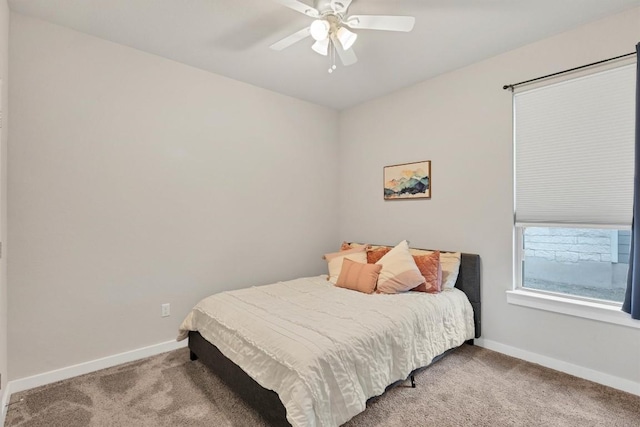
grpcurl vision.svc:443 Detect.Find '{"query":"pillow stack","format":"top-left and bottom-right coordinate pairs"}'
top-left (326, 240), bottom-right (461, 294)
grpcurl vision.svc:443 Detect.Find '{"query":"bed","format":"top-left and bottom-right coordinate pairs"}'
top-left (178, 251), bottom-right (481, 427)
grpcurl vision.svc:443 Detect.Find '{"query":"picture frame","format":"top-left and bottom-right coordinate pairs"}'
top-left (383, 160), bottom-right (431, 200)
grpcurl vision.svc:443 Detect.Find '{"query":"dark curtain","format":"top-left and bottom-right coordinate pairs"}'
top-left (623, 42), bottom-right (640, 319)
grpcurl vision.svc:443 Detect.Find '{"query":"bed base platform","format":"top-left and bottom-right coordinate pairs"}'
top-left (188, 252), bottom-right (480, 426)
top-left (189, 330), bottom-right (289, 426)
top-left (189, 330), bottom-right (471, 426)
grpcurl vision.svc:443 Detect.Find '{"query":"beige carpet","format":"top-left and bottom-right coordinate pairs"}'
top-left (5, 345), bottom-right (640, 426)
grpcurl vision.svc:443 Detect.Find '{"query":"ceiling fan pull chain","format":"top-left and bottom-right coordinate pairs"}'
top-left (332, 42), bottom-right (337, 71)
top-left (328, 41), bottom-right (335, 73)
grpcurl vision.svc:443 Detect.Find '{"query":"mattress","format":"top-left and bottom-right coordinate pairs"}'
top-left (178, 275), bottom-right (475, 427)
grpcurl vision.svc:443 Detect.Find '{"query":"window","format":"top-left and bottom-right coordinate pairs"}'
top-left (517, 227), bottom-right (628, 303)
top-left (514, 64), bottom-right (636, 304)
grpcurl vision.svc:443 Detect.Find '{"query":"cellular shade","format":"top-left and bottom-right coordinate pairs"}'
top-left (515, 64), bottom-right (636, 226)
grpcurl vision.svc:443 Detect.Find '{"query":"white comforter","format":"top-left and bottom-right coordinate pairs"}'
top-left (178, 276), bottom-right (475, 427)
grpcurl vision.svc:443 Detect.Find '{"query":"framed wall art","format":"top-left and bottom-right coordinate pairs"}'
top-left (383, 160), bottom-right (431, 200)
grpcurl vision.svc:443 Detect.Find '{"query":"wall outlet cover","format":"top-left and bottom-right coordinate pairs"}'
top-left (161, 303), bottom-right (170, 317)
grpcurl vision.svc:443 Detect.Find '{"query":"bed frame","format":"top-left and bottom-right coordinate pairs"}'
top-left (188, 252), bottom-right (481, 426)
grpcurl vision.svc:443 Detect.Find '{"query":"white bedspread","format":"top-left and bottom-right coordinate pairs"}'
top-left (178, 276), bottom-right (475, 427)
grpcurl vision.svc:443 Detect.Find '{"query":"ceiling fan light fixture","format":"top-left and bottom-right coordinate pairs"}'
top-left (336, 26), bottom-right (357, 50)
top-left (273, 0), bottom-right (417, 71)
top-left (310, 19), bottom-right (330, 41)
top-left (311, 38), bottom-right (330, 56)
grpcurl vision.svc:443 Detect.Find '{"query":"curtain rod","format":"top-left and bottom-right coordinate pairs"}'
top-left (503, 51), bottom-right (637, 91)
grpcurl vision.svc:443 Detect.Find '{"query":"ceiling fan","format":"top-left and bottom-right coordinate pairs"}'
top-left (270, 0), bottom-right (415, 72)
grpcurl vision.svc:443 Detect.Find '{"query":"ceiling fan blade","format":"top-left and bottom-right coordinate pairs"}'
top-left (345, 15), bottom-right (416, 32)
top-left (331, 34), bottom-right (358, 66)
top-left (270, 27), bottom-right (311, 51)
top-left (273, 0), bottom-right (320, 18)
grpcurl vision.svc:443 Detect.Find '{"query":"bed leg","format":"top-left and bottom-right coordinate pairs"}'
top-left (190, 350), bottom-right (198, 361)
top-left (466, 339), bottom-right (474, 346)
top-left (410, 374), bottom-right (416, 388)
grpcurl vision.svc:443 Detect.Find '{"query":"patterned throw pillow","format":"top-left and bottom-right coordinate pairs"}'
top-left (375, 240), bottom-right (425, 294)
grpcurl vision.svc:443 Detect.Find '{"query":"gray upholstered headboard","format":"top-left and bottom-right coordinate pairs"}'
top-left (456, 253), bottom-right (481, 338)
top-left (346, 243), bottom-right (481, 339)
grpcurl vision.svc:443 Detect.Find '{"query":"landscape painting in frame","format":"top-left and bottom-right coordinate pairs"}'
top-left (383, 161), bottom-right (431, 200)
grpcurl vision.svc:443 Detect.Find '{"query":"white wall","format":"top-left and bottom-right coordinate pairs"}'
top-left (8, 13), bottom-right (339, 380)
top-left (339, 8), bottom-right (640, 385)
top-left (6, 4), bottom-right (640, 393)
top-left (0, 0), bottom-right (8, 400)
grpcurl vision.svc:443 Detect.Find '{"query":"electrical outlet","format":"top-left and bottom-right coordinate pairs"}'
top-left (161, 303), bottom-right (170, 317)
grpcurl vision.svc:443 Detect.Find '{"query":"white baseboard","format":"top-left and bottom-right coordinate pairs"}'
top-left (8, 339), bottom-right (187, 396)
top-left (476, 338), bottom-right (640, 396)
top-left (1, 380), bottom-right (11, 427)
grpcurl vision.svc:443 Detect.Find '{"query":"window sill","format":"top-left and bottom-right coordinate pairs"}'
top-left (506, 289), bottom-right (640, 329)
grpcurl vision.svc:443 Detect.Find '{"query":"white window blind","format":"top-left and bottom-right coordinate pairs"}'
top-left (515, 64), bottom-right (636, 227)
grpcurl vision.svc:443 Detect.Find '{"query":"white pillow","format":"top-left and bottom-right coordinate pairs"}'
top-left (441, 252), bottom-right (461, 289)
top-left (375, 240), bottom-right (425, 294)
top-left (324, 246), bottom-right (368, 284)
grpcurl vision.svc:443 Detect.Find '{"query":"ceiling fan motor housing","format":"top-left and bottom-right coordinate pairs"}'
top-left (315, 0), bottom-right (349, 17)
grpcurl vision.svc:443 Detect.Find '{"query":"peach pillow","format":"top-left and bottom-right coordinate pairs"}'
top-left (340, 242), bottom-right (371, 251)
top-left (412, 251), bottom-right (442, 293)
top-left (324, 246), bottom-right (368, 284)
top-left (375, 240), bottom-right (425, 294)
top-left (335, 258), bottom-right (382, 294)
top-left (367, 247), bottom-right (391, 264)
top-left (340, 241), bottom-right (353, 251)
top-left (408, 248), bottom-right (461, 290)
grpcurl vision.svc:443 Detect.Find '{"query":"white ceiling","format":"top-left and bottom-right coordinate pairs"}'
top-left (8, 0), bottom-right (640, 109)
